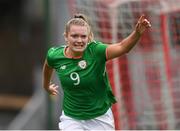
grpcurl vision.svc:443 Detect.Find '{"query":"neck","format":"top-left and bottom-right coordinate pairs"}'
top-left (65, 47), bottom-right (83, 59)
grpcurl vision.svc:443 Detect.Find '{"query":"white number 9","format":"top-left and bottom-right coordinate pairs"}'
top-left (70, 72), bottom-right (80, 85)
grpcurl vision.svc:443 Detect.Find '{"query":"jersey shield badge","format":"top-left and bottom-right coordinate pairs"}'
top-left (78, 60), bottom-right (87, 69)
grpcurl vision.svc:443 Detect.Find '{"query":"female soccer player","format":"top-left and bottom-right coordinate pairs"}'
top-left (42, 13), bottom-right (151, 130)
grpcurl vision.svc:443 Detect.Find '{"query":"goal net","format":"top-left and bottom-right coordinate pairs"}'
top-left (68, 0), bottom-right (180, 130)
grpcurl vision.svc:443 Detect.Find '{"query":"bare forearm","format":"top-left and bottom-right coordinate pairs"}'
top-left (120, 30), bottom-right (141, 53)
top-left (42, 60), bottom-right (53, 91)
top-left (106, 15), bottom-right (151, 60)
top-left (121, 14), bottom-right (151, 53)
top-left (106, 30), bottom-right (141, 60)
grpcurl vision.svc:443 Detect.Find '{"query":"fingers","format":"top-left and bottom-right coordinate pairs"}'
top-left (135, 14), bottom-right (151, 35)
top-left (139, 14), bottom-right (145, 23)
top-left (143, 19), bottom-right (151, 28)
top-left (49, 83), bottom-right (59, 95)
top-left (139, 14), bottom-right (151, 28)
top-left (52, 86), bottom-right (59, 95)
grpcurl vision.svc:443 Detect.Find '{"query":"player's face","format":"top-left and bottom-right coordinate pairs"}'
top-left (65, 25), bottom-right (89, 52)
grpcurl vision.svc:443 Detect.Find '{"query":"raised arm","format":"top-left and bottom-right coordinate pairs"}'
top-left (106, 15), bottom-right (151, 60)
top-left (42, 60), bottom-right (59, 95)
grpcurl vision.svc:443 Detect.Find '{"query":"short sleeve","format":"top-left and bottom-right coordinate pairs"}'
top-left (90, 41), bottom-right (108, 61)
top-left (46, 47), bottom-right (56, 68)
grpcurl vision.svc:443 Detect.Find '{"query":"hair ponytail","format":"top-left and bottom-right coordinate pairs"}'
top-left (74, 13), bottom-right (90, 24)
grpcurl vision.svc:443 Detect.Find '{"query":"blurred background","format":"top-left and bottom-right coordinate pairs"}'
top-left (0, 0), bottom-right (180, 130)
top-left (0, 0), bottom-right (69, 129)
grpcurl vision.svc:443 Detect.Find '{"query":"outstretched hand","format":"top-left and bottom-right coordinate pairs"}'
top-left (47, 83), bottom-right (59, 95)
top-left (135, 15), bottom-right (151, 35)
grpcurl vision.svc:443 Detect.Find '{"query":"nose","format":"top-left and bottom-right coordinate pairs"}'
top-left (77, 37), bottom-right (82, 42)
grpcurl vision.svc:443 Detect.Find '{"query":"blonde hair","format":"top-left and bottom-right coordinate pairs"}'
top-left (64, 13), bottom-right (94, 42)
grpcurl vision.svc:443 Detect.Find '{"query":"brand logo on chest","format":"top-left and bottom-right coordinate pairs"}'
top-left (60, 65), bottom-right (66, 70)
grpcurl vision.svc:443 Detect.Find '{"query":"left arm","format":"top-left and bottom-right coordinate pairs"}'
top-left (106, 15), bottom-right (151, 60)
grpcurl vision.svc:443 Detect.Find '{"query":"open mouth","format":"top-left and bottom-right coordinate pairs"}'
top-left (74, 44), bottom-right (85, 48)
top-left (74, 43), bottom-right (86, 48)
top-left (72, 43), bottom-right (87, 51)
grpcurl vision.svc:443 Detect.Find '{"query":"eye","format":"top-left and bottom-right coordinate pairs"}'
top-left (81, 35), bottom-right (87, 39)
top-left (71, 34), bottom-right (78, 38)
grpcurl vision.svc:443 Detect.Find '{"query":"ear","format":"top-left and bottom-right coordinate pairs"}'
top-left (64, 33), bottom-right (68, 42)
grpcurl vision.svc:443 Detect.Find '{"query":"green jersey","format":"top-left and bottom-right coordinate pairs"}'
top-left (47, 40), bottom-right (116, 120)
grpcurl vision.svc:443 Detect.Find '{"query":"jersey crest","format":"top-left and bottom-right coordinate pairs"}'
top-left (78, 60), bottom-right (87, 69)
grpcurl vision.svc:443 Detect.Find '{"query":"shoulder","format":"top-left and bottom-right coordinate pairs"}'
top-left (86, 40), bottom-right (108, 61)
top-left (88, 40), bottom-right (105, 46)
top-left (88, 40), bottom-right (108, 50)
top-left (87, 40), bottom-right (107, 49)
top-left (47, 45), bottom-right (65, 58)
top-left (46, 44), bottom-right (66, 67)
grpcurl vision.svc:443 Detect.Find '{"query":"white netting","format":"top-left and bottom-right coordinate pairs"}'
top-left (68, 0), bottom-right (180, 129)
